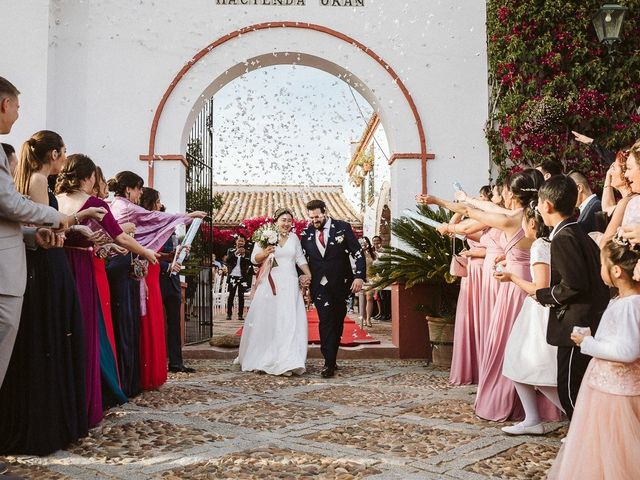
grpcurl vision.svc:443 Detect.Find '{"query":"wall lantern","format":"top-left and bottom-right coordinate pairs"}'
top-left (592, 4), bottom-right (628, 50)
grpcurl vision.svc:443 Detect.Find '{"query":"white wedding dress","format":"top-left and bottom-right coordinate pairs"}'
top-left (234, 232), bottom-right (308, 375)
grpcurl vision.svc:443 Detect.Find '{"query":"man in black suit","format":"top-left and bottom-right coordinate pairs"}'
top-left (225, 235), bottom-right (253, 321)
top-left (536, 175), bottom-right (610, 419)
top-left (569, 171), bottom-right (603, 234)
top-left (159, 235), bottom-right (195, 373)
top-left (302, 199), bottom-right (365, 378)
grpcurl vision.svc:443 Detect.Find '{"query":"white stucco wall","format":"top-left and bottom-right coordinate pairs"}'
top-left (0, 0), bottom-right (490, 220)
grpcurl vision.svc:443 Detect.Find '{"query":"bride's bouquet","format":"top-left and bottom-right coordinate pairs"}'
top-left (251, 222), bottom-right (280, 296)
top-left (252, 222), bottom-right (279, 267)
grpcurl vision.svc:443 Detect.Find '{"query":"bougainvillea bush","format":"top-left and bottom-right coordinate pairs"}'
top-left (204, 216), bottom-right (310, 248)
top-left (486, 0), bottom-right (640, 186)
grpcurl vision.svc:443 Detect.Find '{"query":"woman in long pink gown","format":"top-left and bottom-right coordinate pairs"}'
top-left (474, 229), bottom-right (529, 420)
top-left (421, 170), bottom-right (553, 421)
top-left (476, 227), bottom-right (504, 373)
top-left (449, 237), bottom-right (485, 385)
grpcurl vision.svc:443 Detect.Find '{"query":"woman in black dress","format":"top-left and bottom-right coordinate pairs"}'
top-left (0, 131), bottom-right (103, 454)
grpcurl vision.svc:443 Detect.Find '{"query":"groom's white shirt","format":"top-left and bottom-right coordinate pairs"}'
top-left (315, 217), bottom-right (331, 257)
top-left (315, 217), bottom-right (331, 285)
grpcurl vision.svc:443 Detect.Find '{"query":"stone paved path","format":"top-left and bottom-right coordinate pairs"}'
top-left (1, 359), bottom-right (566, 479)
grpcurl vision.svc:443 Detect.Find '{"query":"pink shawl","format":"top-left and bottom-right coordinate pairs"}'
top-left (109, 197), bottom-right (192, 253)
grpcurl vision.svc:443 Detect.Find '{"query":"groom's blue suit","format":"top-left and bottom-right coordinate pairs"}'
top-left (302, 219), bottom-right (365, 368)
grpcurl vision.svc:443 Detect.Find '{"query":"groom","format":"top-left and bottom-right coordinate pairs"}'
top-left (302, 199), bottom-right (365, 378)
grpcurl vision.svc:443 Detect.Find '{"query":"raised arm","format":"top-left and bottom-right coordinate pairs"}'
top-left (455, 191), bottom-right (513, 215)
top-left (601, 166), bottom-right (617, 215)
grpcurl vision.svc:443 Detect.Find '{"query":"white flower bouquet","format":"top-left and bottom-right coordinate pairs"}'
top-left (252, 222), bottom-right (279, 267)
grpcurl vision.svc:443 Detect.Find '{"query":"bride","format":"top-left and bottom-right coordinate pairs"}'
top-left (234, 208), bottom-right (311, 375)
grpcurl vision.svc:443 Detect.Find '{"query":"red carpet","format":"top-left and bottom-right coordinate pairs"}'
top-left (235, 309), bottom-right (380, 346)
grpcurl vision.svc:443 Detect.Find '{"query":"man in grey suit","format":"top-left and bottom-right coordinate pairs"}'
top-left (0, 77), bottom-right (70, 389)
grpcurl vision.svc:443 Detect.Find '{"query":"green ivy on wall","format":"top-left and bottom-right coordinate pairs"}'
top-left (486, 0), bottom-right (640, 186)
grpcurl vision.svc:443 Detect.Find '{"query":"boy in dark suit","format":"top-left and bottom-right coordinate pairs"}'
top-left (536, 175), bottom-right (610, 419)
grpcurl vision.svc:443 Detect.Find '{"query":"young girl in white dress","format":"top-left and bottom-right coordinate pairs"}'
top-left (548, 237), bottom-right (640, 479)
top-left (235, 208), bottom-right (312, 376)
top-left (494, 203), bottom-right (562, 434)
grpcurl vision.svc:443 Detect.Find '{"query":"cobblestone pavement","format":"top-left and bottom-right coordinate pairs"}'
top-left (1, 359), bottom-right (566, 479)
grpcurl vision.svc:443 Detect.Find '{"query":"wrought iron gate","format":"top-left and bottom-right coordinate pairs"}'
top-left (183, 97), bottom-right (215, 344)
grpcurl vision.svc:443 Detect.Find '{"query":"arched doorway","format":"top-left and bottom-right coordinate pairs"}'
top-left (140, 22), bottom-right (434, 215)
top-left (141, 22), bottom-right (435, 350)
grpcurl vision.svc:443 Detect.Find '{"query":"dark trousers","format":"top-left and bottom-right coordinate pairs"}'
top-left (314, 286), bottom-right (347, 368)
top-left (557, 345), bottom-right (592, 420)
top-left (380, 289), bottom-right (391, 316)
top-left (227, 277), bottom-right (246, 318)
top-left (160, 274), bottom-right (183, 368)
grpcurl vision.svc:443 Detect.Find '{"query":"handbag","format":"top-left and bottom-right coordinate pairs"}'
top-left (449, 235), bottom-right (468, 277)
top-left (125, 203), bottom-right (148, 280)
top-left (129, 252), bottom-right (149, 280)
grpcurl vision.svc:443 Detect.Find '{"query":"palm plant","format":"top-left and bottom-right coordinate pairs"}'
top-left (368, 204), bottom-right (462, 320)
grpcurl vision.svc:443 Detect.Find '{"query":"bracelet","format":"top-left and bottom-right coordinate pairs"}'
top-left (603, 185), bottom-right (612, 189)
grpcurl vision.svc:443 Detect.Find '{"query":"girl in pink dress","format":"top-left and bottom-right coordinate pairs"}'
top-left (548, 238), bottom-right (640, 479)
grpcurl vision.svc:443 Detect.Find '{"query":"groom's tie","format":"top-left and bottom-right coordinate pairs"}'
top-left (318, 229), bottom-right (326, 248)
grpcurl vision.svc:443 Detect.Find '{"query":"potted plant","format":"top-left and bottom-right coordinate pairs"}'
top-left (416, 289), bottom-right (458, 367)
top-left (368, 204), bottom-right (462, 364)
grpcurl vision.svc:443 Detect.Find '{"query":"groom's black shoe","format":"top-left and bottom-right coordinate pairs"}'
top-left (321, 366), bottom-right (336, 378)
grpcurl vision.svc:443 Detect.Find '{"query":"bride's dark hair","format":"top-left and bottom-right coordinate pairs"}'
top-left (273, 207), bottom-right (294, 221)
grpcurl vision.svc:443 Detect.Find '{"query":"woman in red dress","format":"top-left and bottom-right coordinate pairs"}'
top-left (139, 188), bottom-right (169, 389)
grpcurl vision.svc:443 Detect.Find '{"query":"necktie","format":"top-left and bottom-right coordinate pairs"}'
top-left (318, 229), bottom-right (326, 247)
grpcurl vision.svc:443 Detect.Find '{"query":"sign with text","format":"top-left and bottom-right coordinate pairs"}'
top-left (216, 0), bottom-right (365, 6)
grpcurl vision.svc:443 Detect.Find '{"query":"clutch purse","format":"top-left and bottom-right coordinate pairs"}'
top-left (129, 253), bottom-right (149, 280)
top-left (449, 236), bottom-right (468, 277)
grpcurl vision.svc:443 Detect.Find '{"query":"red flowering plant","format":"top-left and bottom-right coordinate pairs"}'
top-left (486, 0), bottom-right (640, 186)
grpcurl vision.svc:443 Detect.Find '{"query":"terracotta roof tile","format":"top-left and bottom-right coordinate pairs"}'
top-left (212, 185), bottom-right (362, 228)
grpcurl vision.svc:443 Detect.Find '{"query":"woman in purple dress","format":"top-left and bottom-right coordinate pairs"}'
top-left (56, 155), bottom-right (158, 426)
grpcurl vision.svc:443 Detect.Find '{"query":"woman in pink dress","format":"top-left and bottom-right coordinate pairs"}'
top-left (440, 185), bottom-right (493, 385)
top-left (548, 238), bottom-right (640, 479)
top-left (421, 169), bottom-right (549, 421)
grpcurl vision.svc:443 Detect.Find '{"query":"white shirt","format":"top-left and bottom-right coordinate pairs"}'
top-left (315, 218), bottom-right (332, 257)
top-left (549, 219), bottom-right (578, 240)
top-left (578, 193), bottom-right (597, 213)
top-left (231, 254), bottom-right (242, 277)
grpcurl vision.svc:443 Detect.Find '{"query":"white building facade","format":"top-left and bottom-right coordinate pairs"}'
top-left (1, 0), bottom-right (491, 227)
